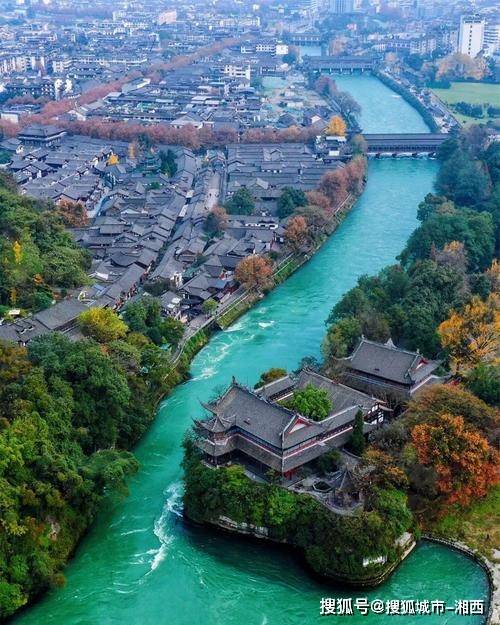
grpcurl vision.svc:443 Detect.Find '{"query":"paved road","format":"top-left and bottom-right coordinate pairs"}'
top-left (206, 171), bottom-right (221, 210)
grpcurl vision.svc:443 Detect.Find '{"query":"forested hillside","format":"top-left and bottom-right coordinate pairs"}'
top-left (0, 179), bottom-right (183, 617)
top-left (0, 173), bottom-right (90, 313)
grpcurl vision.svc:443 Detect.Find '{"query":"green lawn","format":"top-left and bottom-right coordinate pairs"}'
top-left (428, 486), bottom-right (500, 561)
top-left (431, 82), bottom-right (500, 127)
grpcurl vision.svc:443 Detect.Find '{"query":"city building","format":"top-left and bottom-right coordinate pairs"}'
top-left (330, 0), bottom-right (354, 15)
top-left (484, 22), bottom-right (499, 57)
top-left (458, 15), bottom-right (485, 58)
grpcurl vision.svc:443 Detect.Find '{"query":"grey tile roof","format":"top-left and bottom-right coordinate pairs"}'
top-left (346, 338), bottom-right (440, 385)
top-left (34, 299), bottom-right (91, 331)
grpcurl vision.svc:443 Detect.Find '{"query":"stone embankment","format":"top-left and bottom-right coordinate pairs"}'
top-left (423, 534), bottom-right (498, 625)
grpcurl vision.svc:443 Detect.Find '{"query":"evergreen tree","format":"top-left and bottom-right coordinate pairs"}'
top-left (350, 410), bottom-right (366, 456)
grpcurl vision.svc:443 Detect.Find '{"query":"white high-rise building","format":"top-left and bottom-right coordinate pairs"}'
top-left (458, 15), bottom-right (485, 58)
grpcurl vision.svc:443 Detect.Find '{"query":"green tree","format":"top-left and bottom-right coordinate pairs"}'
top-left (277, 187), bottom-right (307, 219)
top-left (322, 316), bottom-right (362, 359)
top-left (224, 187), bottom-right (255, 215)
top-left (400, 208), bottom-right (495, 272)
top-left (465, 364), bottom-right (500, 407)
top-left (254, 367), bottom-right (287, 388)
top-left (286, 384), bottom-right (332, 421)
top-left (160, 316), bottom-right (184, 347)
top-left (202, 298), bottom-right (218, 316)
top-left (350, 410), bottom-right (366, 456)
top-left (159, 149), bottom-right (178, 177)
top-left (437, 145), bottom-right (490, 207)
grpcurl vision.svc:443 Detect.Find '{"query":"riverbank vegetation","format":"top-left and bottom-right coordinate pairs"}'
top-left (0, 308), bottom-right (182, 618)
top-left (322, 127), bottom-right (499, 559)
top-left (323, 128), bottom-right (498, 362)
top-left (426, 486), bottom-right (499, 558)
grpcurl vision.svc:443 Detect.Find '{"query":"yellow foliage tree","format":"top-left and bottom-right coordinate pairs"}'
top-left (486, 259), bottom-right (500, 293)
top-left (438, 293), bottom-right (500, 374)
top-left (325, 115), bottom-right (346, 137)
top-left (107, 152), bottom-right (119, 165)
top-left (12, 240), bottom-right (22, 264)
top-left (78, 307), bottom-right (128, 343)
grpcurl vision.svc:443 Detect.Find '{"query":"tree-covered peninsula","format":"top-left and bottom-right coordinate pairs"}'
top-left (183, 437), bottom-right (415, 586)
top-left (182, 127), bottom-right (499, 586)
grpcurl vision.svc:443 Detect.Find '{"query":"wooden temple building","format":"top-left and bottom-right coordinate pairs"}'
top-left (338, 338), bottom-right (445, 403)
top-left (194, 370), bottom-right (386, 479)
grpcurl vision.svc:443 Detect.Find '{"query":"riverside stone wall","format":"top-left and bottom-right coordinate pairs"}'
top-left (423, 534), bottom-right (498, 625)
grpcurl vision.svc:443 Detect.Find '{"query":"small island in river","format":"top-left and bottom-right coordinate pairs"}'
top-left (183, 340), bottom-right (446, 587)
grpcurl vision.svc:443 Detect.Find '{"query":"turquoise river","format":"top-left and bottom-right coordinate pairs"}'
top-left (14, 75), bottom-right (490, 625)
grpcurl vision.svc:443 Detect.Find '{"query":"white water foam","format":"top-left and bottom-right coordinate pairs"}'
top-left (147, 482), bottom-right (184, 573)
top-left (257, 320), bottom-right (275, 329)
top-left (120, 527), bottom-right (148, 536)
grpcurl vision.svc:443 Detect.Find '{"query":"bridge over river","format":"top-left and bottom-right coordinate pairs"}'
top-left (363, 133), bottom-right (448, 156)
top-left (305, 55), bottom-right (376, 73)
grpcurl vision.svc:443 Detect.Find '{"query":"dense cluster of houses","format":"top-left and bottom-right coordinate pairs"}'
top-left (226, 142), bottom-right (341, 208)
top-left (0, 119), bottom-right (345, 344)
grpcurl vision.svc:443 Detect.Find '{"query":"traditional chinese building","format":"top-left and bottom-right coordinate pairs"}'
top-left (338, 338), bottom-right (445, 403)
top-left (194, 371), bottom-right (385, 479)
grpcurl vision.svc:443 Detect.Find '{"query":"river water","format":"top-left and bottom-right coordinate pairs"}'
top-left (14, 77), bottom-right (489, 625)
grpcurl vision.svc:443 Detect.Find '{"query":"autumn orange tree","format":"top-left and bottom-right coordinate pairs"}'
top-left (295, 205), bottom-right (329, 238)
top-left (343, 156), bottom-right (367, 194)
top-left (438, 292), bottom-right (500, 374)
top-left (319, 168), bottom-right (349, 204)
top-left (56, 199), bottom-right (88, 227)
top-left (234, 255), bottom-right (273, 292)
top-left (204, 206), bottom-right (228, 235)
top-left (411, 413), bottom-right (499, 505)
top-left (325, 115), bottom-right (346, 137)
top-left (363, 449), bottom-right (409, 490)
top-left (405, 383), bottom-right (498, 436)
top-left (284, 215), bottom-right (309, 251)
top-left (305, 190), bottom-right (331, 210)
